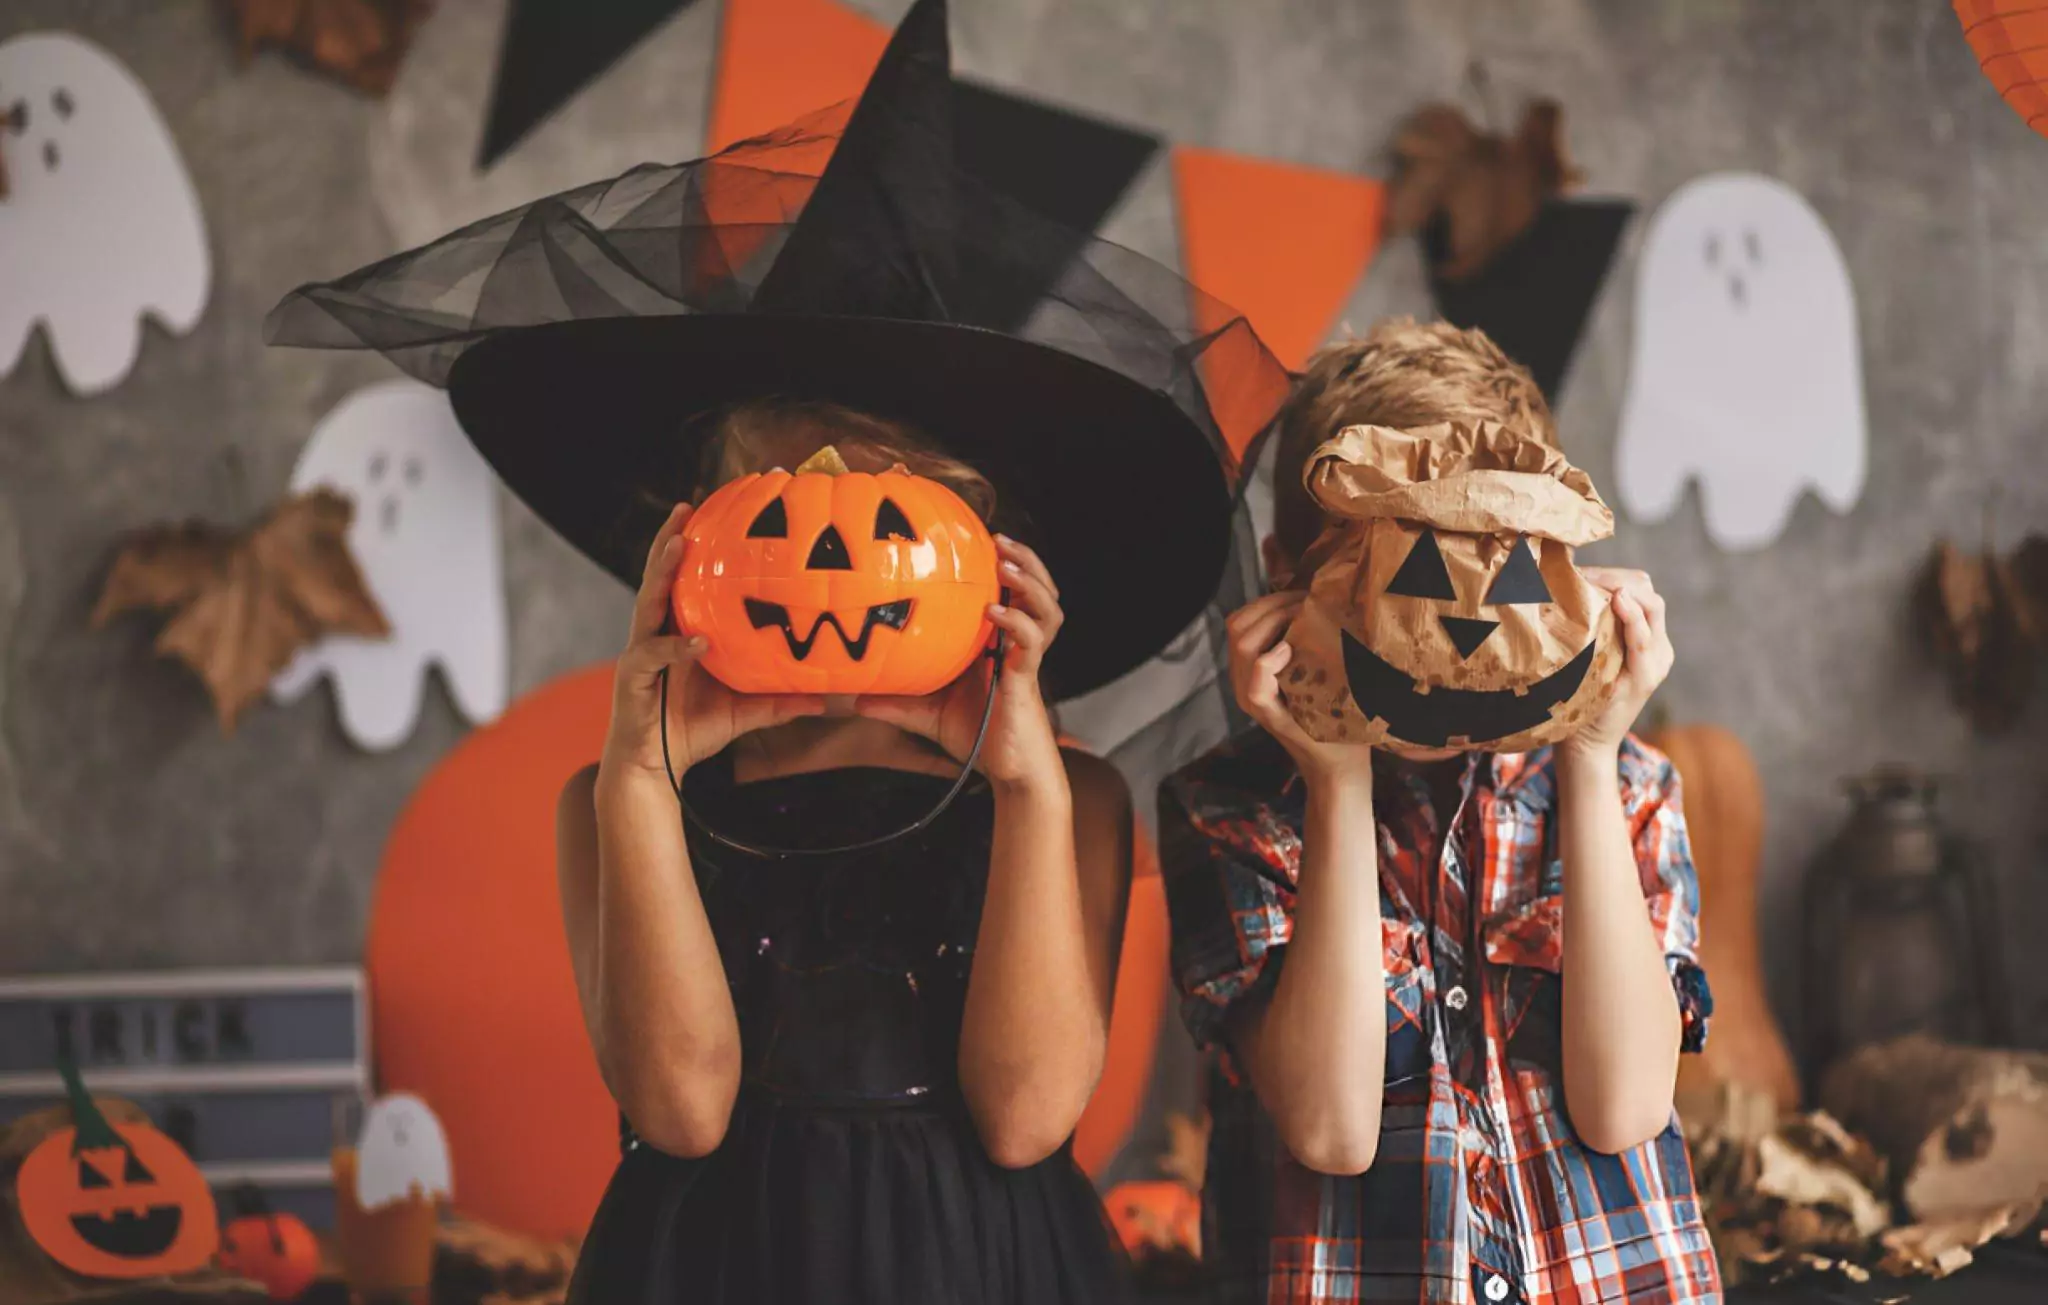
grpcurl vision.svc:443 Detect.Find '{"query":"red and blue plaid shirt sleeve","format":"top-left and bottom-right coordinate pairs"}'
top-left (1158, 737), bottom-right (1303, 1051)
top-left (1623, 737), bottom-right (1714, 1053)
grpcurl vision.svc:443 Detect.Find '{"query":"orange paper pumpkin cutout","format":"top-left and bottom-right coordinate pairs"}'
top-left (15, 1064), bottom-right (219, 1280)
top-left (1283, 420), bottom-right (1622, 755)
top-left (673, 449), bottom-right (999, 696)
top-left (1955, 1), bottom-right (2048, 138)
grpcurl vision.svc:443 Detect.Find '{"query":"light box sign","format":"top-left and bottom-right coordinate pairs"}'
top-left (0, 968), bottom-right (369, 1230)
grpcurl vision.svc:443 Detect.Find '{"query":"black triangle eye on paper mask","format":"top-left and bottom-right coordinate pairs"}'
top-left (1482, 537), bottom-right (1552, 605)
top-left (1386, 529), bottom-right (1458, 600)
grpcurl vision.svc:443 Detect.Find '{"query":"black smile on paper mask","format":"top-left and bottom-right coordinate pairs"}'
top-left (1341, 630), bottom-right (1598, 748)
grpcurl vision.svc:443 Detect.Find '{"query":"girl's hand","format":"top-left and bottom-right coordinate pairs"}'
top-left (602, 504), bottom-right (825, 780)
top-left (856, 535), bottom-right (1065, 793)
top-left (1226, 591), bottom-right (1374, 789)
top-left (1564, 567), bottom-right (1676, 763)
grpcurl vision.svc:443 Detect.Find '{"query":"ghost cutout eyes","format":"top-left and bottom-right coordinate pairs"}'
top-left (1616, 171), bottom-right (1867, 551)
top-left (0, 33), bottom-right (211, 396)
top-left (1281, 420), bottom-right (1623, 756)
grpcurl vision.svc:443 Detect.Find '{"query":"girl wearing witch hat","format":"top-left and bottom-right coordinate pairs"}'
top-left (268, 1), bottom-right (1286, 1301)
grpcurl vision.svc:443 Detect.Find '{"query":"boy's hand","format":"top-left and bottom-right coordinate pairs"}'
top-left (1565, 567), bottom-right (1675, 762)
top-left (1227, 592), bottom-right (1373, 787)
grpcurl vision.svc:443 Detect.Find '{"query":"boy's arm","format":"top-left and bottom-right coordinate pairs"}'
top-left (1228, 766), bottom-right (1387, 1175)
top-left (1556, 568), bottom-right (1695, 1154)
top-left (1555, 745), bottom-right (1685, 1153)
top-left (1209, 592), bottom-right (1389, 1175)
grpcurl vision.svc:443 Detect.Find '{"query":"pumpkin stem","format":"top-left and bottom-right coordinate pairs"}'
top-left (795, 444), bottom-right (852, 476)
top-left (56, 1056), bottom-right (123, 1154)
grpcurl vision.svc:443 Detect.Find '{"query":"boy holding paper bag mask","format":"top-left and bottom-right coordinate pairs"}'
top-left (1161, 321), bottom-right (1722, 1304)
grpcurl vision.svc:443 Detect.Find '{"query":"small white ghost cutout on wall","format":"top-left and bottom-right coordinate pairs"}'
top-left (1615, 172), bottom-right (1867, 552)
top-left (273, 381), bottom-right (508, 750)
top-left (355, 1092), bottom-right (453, 1210)
top-left (0, 32), bottom-right (211, 396)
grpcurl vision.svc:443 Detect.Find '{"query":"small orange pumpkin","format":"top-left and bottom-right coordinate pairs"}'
top-left (1103, 1180), bottom-right (1202, 1258)
top-left (218, 1186), bottom-right (322, 1300)
top-left (672, 446), bottom-right (999, 696)
top-left (15, 1062), bottom-right (219, 1279)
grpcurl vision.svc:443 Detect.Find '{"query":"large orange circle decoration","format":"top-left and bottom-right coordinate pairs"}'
top-left (1956, 0), bottom-right (2048, 137)
top-left (367, 662), bottom-right (619, 1238)
top-left (369, 662), bottom-right (1170, 1237)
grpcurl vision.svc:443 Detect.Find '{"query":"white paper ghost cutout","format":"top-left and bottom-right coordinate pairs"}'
top-left (0, 32), bottom-right (210, 396)
top-left (354, 1092), bottom-right (453, 1210)
top-left (1615, 172), bottom-right (1867, 551)
top-left (272, 381), bottom-right (508, 750)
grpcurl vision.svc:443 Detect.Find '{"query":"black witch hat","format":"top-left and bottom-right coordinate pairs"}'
top-left (267, 0), bottom-right (1287, 701)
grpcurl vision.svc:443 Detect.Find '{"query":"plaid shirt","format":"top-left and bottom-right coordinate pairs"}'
top-left (1161, 730), bottom-right (1721, 1305)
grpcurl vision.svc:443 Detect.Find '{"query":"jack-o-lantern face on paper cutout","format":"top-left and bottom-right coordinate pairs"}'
top-left (672, 446), bottom-right (1000, 696)
top-left (15, 1064), bottom-right (219, 1279)
top-left (1283, 420), bottom-right (1623, 755)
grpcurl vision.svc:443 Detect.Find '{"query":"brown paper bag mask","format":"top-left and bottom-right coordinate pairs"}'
top-left (1282, 420), bottom-right (1623, 754)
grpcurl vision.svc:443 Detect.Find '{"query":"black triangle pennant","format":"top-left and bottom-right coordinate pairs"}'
top-left (951, 79), bottom-right (1159, 330)
top-left (1425, 199), bottom-right (1633, 403)
top-left (477, 0), bottom-right (705, 169)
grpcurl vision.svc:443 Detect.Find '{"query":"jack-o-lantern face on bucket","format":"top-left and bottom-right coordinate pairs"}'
top-left (672, 446), bottom-right (1000, 696)
top-left (15, 1065), bottom-right (219, 1279)
top-left (1282, 420), bottom-right (1623, 755)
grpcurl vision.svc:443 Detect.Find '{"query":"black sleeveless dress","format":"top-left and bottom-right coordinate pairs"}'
top-left (566, 757), bottom-right (1130, 1305)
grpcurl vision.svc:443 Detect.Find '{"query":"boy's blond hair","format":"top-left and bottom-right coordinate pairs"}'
top-left (1270, 320), bottom-right (1555, 560)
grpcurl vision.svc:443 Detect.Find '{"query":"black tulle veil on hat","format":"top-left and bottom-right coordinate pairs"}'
top-left (267, 0), bottom-right (1287, 792)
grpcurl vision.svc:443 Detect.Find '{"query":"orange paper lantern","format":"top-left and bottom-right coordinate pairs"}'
top-left (1956, 0), bottom-right (2048, 137)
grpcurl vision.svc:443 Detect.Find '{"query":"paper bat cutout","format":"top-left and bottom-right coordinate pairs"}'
top-left (1384, 98), bottom-right (1581, 283)
top-left (93, 488), bottom-right (391, 731)
top-left (227, 0), bottom-right (434, 97)
top-left (1920, 536), bottom-right (2046, 734)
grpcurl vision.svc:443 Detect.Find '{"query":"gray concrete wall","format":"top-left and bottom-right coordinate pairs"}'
top-left (3, 0), bottom-right (2045, 1071)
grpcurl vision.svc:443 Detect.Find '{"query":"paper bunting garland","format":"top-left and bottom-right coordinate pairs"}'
top-left (1171, 145), bottom-right (1386, 374)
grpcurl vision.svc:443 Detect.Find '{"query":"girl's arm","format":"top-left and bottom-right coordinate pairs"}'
top-left (957, 751), bottom-right (1131, 1168)
top-left (558, 765), bottom-right (741, 1158)
top-left (857, 535), bottom-right (1125, 1168)
top-left (558, 502), bottom-right (824, 1158)
top-left (1218, 592), bottom-right (1388, 1175)
top-left (1556, 568), bottom-right (1684, 1153)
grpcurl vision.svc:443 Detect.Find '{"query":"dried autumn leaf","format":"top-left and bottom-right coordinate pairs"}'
top-left (225, 0), bottom-right (433, 97)
top-left (1385, 99), bottom-right (1583, 283)
top-left (94, 488), bottom-right (390, 732)
top-left (1921, 540), bottom-right (2036, 732)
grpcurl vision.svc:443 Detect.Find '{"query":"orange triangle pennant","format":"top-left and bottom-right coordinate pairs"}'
top-left (1172, 145), bottom-right (1386, 373)
top-left (708, 0), bottom-right (892, 153)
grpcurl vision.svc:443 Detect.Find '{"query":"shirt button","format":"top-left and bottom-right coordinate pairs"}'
top-left (1444, 984), bottom-right (1469, 1011)
top-left (1483, 1272), bottom-right (1511, 1302)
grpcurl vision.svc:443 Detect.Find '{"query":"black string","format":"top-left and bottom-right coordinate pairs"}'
top-left (660, 634), bottom-right (1007, 859)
